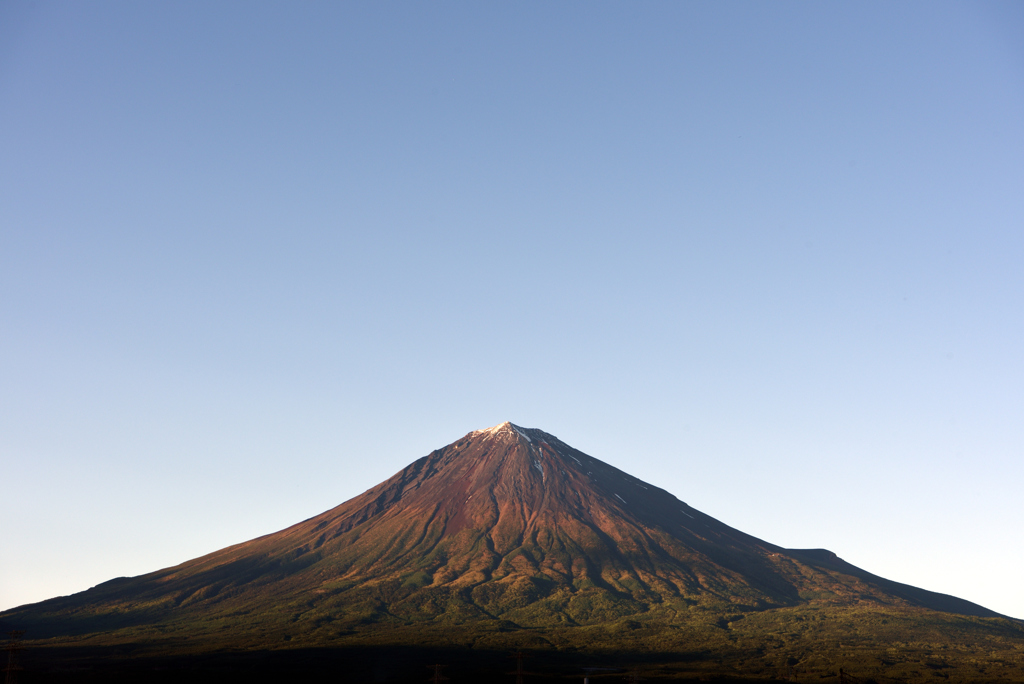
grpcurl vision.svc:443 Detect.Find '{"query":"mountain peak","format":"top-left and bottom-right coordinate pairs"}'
top-left (470, 421), bottom-right (540, 443)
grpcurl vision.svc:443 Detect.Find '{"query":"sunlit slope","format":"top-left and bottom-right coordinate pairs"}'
top-left (1, 423), bottom-right (1002, 640)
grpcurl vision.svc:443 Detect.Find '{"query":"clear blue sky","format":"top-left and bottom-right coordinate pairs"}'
top-left (2, 2), bottom-right (1022, 618)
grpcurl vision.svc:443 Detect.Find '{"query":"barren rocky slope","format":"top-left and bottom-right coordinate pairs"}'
top-left (4, 422), bottom-right (1000, 641)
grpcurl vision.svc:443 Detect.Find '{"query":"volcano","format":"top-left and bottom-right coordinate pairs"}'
top-left (3, 423), bottom-right (1018, 683)
top-left (4, 422), bottom-right (1001, 629)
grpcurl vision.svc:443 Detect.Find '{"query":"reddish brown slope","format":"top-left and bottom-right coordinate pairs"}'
top-left (2, 422), bottom-right (1002, 639)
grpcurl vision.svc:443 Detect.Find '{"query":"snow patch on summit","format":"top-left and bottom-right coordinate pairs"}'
top-left (472, 422), bottom-right (535, 443)
top-left (472, 424), bottom-right (504, 438)
top-left (512, 425), bottom-right (532, 442)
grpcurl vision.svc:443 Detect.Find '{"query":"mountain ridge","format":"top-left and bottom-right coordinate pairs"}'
top-left (3, 421), bottom-right (1002, 639)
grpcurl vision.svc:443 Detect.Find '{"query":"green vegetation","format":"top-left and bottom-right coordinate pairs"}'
top-left (8, 590), bottom-right (1024, 683)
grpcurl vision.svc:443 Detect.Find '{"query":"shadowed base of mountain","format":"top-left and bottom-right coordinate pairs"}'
top-left (11, 643), bottom-right (711, 684)
top-left (11, 603), bottom-right (1024, 684)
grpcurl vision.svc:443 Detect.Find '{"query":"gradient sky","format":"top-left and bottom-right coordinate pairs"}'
top-left (2, 2), bottom-right (1023, 619)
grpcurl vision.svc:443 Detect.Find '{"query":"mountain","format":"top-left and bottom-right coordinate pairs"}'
top-left (3, 422), bottom-right (1020, 683)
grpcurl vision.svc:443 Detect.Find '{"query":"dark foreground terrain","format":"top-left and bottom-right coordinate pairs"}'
top-left (9, 602), bottom-right (1024, 683)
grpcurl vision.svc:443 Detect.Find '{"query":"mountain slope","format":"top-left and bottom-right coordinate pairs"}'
top-left (3, 422), bottom-right (1001, 644)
